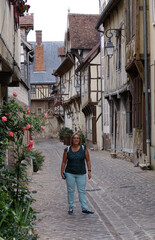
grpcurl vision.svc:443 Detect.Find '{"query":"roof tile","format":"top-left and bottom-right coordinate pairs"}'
top-left (20, 13), bottom-right (34, 27)
top-left (68, 14), bottom-right (100, 49)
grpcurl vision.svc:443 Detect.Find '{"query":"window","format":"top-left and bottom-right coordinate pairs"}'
top-left (116, 30), bottom-right (121, 70)
top-left (126, 0), bottom-right (130, 43)
top-left (132, 0), bottom-right (135, 36)
top-left (38, 108), bottom-right (42, 115)
top-left (110, 101), bottom-right (114, 133)
top-left (152, 0), bottom-right (155, 25)
top-left (31, 85), bottom-right (36, 94)
top-left (49, 85), bottom-right (53, 93)
top-left (133, 77), bottom-right (142, 128)
top-left (126, 92), bottom-right (133, 134)
top-left (126, 0), bottom-right (135, 43)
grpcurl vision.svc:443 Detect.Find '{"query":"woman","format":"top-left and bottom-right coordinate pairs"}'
top-left (61, 132), bottom-right (94, 215)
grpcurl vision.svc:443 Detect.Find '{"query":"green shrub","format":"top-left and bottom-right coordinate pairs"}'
top-left (59, 127), bottom-right (73, 138)
top-left (0, 187), bottom-right (37, 240)
top-left (58, 127), bottom-right (65, 137)
top-left (0, 95), bottom-right (45, 239)
top-left (30, 150), bottom-right (45, 172)
top-left (63, 127), bottom-right (73, 137)
top-left (79, 131), bottom-right (85, 145)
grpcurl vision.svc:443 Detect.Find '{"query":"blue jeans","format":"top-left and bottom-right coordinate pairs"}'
top-left (65, 172), bottom-right (88, 211)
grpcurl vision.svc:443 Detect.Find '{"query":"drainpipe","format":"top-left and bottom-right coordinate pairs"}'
top-left (98, 0), bottom-right (104, 150)
top-left (27, 49), bottom-right (34, 109)
top-left (5, 87), bottom-right (8, 103)
top-left (143, 0), bottom-right (151, 166)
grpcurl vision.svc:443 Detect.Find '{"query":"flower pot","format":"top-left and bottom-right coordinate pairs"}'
top-left (63, 136), bottom-right (71, 146)
top-left (60, 136), bottom-right (64, 142)
top-left (64, 137), bottom-right (67, 145)
top-left (66, 136), bottom-right (71, 146)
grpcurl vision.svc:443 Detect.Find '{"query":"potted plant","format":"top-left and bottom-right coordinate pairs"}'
top-left (79, 130), bottom-right (86, 145)
top-left (58, 128), bottom-right (65, 142)
top-left (63, 128), bottom-right (73, 146)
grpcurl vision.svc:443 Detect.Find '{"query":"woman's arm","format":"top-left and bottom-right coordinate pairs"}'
top-left (85, 148), bottom-right (92, 179)
top-left (61, 151), bottom-right (67, 179)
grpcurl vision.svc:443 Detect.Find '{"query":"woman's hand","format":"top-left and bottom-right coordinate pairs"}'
top-left (61, 151), bottom-right (67, 179)
top-left (88, 171), bottom-right (91, 179)
top-left (85, 148), bottom-right (92, 180)
top-left (61, 172), bottom-right (65, 179)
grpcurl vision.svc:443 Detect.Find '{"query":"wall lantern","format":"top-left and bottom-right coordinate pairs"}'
top-left (105, 38), bottom-right (114, 57)
top-left (105, 28), bottom-right (124, 57)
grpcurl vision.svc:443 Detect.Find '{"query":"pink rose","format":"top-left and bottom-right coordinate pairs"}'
top-left (26, 124), bottom-right (31, 130)
top-left (23, 126), bottom-right (27, 131)
top-left (13, 92), bottom-right (17, 97)
top-left (41, 126), bottom-right (45, 131)
top-left (26, 140), bottom-right (34, 151)
top-left (9, 132), bottom-right (14, 137)
top-left (27, 108), bottom-right (31, 114)
top-left (1, 116), bottom-right (7, 122)
top-left (44, 113), bottom-right (48, 119)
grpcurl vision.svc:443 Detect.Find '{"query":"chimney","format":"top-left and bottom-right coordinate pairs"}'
top-left (34, 30), bottom-right (45, 71)
top-left (36, 30), bottom-right (42, 46)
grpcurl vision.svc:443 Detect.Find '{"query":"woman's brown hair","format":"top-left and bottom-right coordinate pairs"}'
top-left (70, 132), bottom-right (81, 146)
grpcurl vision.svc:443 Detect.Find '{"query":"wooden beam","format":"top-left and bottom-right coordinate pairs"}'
top-left (72, 50), bottom-right (83, 64)
top-left (135, 60), bottom-right (145, 82)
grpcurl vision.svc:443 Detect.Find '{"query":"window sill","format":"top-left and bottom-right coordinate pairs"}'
top-left (128, 133), bottom-right (133, 137)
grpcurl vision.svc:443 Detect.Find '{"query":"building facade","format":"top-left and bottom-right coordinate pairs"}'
top-left (53, 14), bottom-right (101, 147)
top-left (75, 43), bottom-right (102, 150)
top-left (150, 0), bottom-right (155, 169)
top-left (8, 13), bottom-right (34, 108)
top-left (96, 0), bottom-right (151, 165)
top-left (30, 31), bottom-right (63, 138)
top-left (0, 0), bottom-right (21, 104)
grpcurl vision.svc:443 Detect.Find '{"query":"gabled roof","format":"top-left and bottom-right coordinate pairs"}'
top-left (95, 0), bottom-right (121, 29)
top-left (68, 14), bottom-right (100, 50)
top-left (75, 42), bottom-right (100, 73)
top-left (30, 41), bottom-right (63, 84)
top-left (83, 42), bottom-right (100, 63)
top-left (53, 56), bottom-right (74, 76)
top-left (20, 13), bottom-right (34, 28)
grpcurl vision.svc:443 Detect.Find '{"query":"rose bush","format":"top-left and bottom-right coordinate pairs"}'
top-left (0, 94), bottom-right (45, 239)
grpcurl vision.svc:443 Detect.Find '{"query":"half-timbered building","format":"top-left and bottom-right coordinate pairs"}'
top-left (30, 31), bottom-right (63, 138)
top-left (96, 0), bottom-right (151, 165)
top-left (53, 14), bottom-right (100, 142)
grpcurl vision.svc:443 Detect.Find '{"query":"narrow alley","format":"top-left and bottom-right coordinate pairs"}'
top-left (31, 139), bottom-right (155, 240)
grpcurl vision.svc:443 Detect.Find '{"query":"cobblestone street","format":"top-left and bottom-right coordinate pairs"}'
top-left (31, 139), bottom-right (155, 240)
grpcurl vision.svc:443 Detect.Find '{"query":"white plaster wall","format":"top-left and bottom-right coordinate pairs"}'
top-left (8, 84), bottom-right (29, 106)
top-left (0, 0), bottom-right (21, 67)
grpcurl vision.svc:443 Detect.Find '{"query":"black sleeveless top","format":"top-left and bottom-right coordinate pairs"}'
top-left (64, 145), bottom-right (86, 174)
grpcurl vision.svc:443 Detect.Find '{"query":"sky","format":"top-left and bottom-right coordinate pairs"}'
top-left (27, 0), bottom-right (99, 42)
